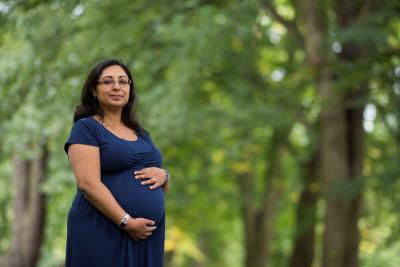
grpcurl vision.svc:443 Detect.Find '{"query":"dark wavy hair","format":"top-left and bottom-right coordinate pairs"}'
top-left (73, 59), bottom-right (145, 135)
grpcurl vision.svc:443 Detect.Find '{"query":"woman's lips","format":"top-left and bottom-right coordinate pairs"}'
top-left (109, 95), bottom-right (123, 99)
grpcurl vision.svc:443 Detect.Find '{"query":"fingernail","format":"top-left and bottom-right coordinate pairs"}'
top-left (141, 182), bottom-right (144, 185)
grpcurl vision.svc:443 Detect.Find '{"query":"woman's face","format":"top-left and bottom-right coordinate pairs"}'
top-left (93, 65), bottom-right (131, 110)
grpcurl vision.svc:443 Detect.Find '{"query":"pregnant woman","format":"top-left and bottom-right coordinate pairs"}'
top-left (64, 59), bottom-right (169, 267)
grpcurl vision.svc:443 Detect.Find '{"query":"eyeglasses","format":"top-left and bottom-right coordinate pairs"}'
top-left (97, 78), bottom-right (131, 87)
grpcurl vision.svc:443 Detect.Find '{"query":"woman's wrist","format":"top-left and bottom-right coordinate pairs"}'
top-left (163, 169), bottom-right (170, 185)
top-left (118, 213), bottom-right (130, 229)
top-left (162, 169), bottom-right (170, 193)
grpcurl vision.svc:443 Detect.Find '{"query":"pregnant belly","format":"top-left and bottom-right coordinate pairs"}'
top-left (101, 169), bottom-right (165, 224)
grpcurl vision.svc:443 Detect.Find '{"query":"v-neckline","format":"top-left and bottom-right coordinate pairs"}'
top-left (89, 117), bottom-right (139, 143)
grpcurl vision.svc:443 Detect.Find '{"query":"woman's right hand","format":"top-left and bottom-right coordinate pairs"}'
top-left (125, 217), bottom-right (157, 241)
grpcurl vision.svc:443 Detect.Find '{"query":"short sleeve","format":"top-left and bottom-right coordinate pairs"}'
top-left (64, 119), bottom-right (99, 154)
top-left (139, 128), bottom-right (153, 143)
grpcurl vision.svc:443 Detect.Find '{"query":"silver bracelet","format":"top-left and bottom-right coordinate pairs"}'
top-left (118, 213), bottom-right (130, 229)
top-left (163, 169), bottom-right (170, 184)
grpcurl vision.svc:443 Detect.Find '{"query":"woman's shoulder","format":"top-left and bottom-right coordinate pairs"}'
top-left (138, 126), bottom-right (151, 138)
top-left (71, 117), bottom-right (99, 133)
top-left (139, 127), bottom-right (157, 144)
top-left (74, 116), bottom-right (96, 126)
top-left (65, 117), bottom-right (99, 153)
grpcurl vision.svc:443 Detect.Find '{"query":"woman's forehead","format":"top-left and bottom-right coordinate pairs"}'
top-left (100, 65), bottom-right (128, 77)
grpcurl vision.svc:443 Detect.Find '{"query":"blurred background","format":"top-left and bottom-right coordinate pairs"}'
top-left (0, 0), bottom-right (399, 267)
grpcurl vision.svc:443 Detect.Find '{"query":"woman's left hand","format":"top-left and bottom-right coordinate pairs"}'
top-left (134, 167), bottom-right (167, 190)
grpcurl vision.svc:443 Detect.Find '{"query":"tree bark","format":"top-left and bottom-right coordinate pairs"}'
top-left (238, 171), bottom-right (257, 267)
top-left (289, 149), bottom-right (319, 267)
top-left (343, 88), bottom-right (365, 267)
top-left (0, 145), bottom-right (48, 267)
top-left (335, 1), bottom-right (372, 263)
top-left (238, 128), bottom-right (289, 267)
top-left (321, 79), bottom-right (366, 267)
top-left (293, 1), bottom-right (369, 267)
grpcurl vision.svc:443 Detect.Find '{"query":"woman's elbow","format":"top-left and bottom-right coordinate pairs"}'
top-left (76, 178), bottom-right (99, 193)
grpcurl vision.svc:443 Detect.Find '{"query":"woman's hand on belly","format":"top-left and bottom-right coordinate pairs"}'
top-left (126, 217), bottom-right (157, 241)
top-left (134, 167), bottom-right (168, 190)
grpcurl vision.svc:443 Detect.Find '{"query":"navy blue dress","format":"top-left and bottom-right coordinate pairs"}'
top-left (64, 117), bottom-right (165, 267)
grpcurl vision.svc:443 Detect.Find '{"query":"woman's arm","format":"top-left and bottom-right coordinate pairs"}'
top-left (68, 144), bottom-right (156, 239)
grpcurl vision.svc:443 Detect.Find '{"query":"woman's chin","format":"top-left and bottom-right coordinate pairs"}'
top-left (102, 101), bottom-right (128, 109)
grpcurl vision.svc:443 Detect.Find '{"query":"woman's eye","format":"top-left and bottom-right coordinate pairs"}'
top-left (103, 80), bottom-right (114, 85)
top-left (119, 80), bottom-right (129, 85)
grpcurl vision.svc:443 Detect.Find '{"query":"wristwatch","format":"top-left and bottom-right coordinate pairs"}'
top-left (118, 213), bottom-right (130, 229)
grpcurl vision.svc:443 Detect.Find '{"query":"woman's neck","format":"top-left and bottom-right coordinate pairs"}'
top-left (98, 110), bottom-right (123, 128)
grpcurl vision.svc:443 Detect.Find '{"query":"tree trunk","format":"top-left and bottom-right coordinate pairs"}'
top-left (289, 149), bottom-right (319, 267)
top-left (335, 1), bottom-right (373, 265)
top-left (343, 88), bottom-right (365, 267)
top-left (320, 93), bottom-right (351, 267)
top-left (238, 171), bottom-right (257, 267)
top-left (293, 1), bottom-right (370, 266)
top-left (0, 145), bottom-right (48, 267)
top-left (238, 129), bottom-right (289, 267)
top-left (321, 79), bottom-right (366, 267)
